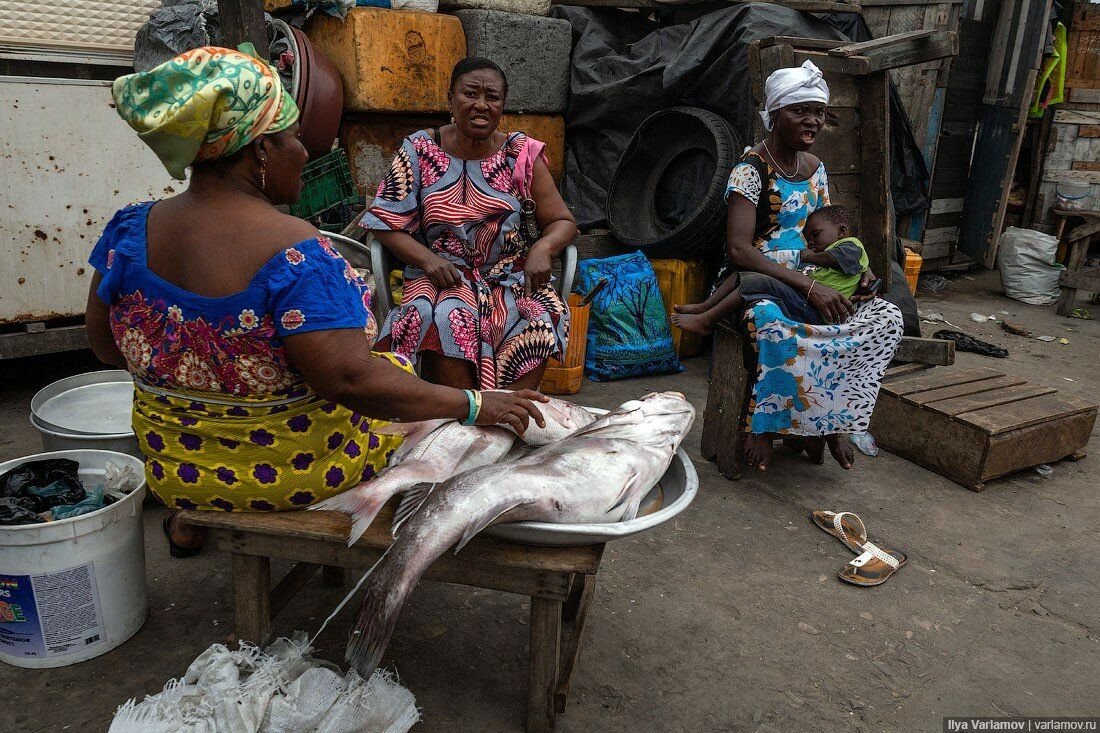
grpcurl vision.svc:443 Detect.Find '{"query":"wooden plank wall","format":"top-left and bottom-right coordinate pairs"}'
top-left (1030, 3), bottom-right (1100, 234)
top-left (860, 1), bottom-right (962, 247)
top-left (921, 16), bottom-right (994, 262)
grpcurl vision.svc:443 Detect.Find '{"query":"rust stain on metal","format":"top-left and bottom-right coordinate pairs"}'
top-left (17, 278), bottom-right (25, 285)
top-left (76, 268), bottom-right (86, 276)
top-left (33, 230), bottom-right (47, 240)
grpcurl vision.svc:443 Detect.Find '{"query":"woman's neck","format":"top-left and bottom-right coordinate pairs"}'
top-left (764, 133), bottom-right (801, 176)
top-left (446, 126), bottom-right (497, 160)
top-left (188, 166), bottom-right (270, 205)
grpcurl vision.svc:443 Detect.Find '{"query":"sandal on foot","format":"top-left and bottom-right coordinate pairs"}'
top-left (810, 510), bottom-right (868, 553)
top-left (162, 512), bottom-right (202, 559)
top-left (838, 542), bottom-right (907, 587)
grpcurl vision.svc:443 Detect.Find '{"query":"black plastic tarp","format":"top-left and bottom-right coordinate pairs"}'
top-left (551, 3), bottom-right (931, 230)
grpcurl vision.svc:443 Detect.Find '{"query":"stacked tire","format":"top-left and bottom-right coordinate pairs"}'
top-left (607, 107), bottom-right (740, 259)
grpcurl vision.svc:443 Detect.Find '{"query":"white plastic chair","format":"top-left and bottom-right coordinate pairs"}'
top-left (368, 233), bottom-right (578, 317)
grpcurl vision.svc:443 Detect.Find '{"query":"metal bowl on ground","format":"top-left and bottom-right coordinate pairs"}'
top-left (30, 370), bottom-right (134, 435)
top-left (484, 406), bottom-right (699, 547)
top-left (30, 370), bottom-right (142, 459)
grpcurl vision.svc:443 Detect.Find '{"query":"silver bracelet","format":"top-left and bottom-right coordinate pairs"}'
top-left (807, 280), bottom-right (817, 298)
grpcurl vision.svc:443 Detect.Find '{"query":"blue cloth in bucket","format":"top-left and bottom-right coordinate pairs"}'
top-left (575, 252), bottom-right (683, 381)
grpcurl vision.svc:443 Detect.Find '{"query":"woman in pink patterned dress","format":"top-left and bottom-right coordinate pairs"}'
top-left (366, 58), bottom-right (578, 390)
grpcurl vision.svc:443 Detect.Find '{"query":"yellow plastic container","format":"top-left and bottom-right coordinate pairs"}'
top-left (649, 258), bottom-right (708, 359)
top-left (500, 114), bottom-right (565, 184)
top-left (540, 294), bottom-right (590, 395)
top-left (308, 8), bottom-right (466, 114)
top-left (904, 248), bottom-right (922, 294)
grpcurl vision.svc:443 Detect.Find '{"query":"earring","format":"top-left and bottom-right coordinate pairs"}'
top-left (450, 115), bottom-right (455, 125)
top-left (259, 157), bottom-right (267, 191)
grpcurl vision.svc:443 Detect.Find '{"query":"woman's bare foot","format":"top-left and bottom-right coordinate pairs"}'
top-left (783, 435), bottom-right (825, 465)
top-left (744, 433), bottom-right (774, 471)
top-left (826, 433), bottom-right (855, 470)
top-left (674, 302), bottom-right (707, 315)
top-left (671, 312), bottom-right (715, 336)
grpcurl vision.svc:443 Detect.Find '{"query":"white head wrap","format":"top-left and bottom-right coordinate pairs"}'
top-left (760, 60), bottom-right (830, 131)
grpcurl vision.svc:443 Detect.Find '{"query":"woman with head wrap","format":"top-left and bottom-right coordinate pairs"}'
top-left (675, 61), bottom-right (903, 471)
top-left (86, 47), bottom-right (547, 556)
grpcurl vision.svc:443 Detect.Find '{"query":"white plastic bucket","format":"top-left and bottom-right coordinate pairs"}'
top-left (0, 450), bottom-right (147, 668)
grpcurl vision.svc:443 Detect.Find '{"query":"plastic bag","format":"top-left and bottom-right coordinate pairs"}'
top-left (575, 252), bottom-right (684, 381)
top-left (996, 227), bottom-right (1064, 306)
top-left (52, 486), bottom-right (106, 521)
top-left (105, 461), bottom-right (142, 494)
top-left (0, 458), bottom-right (85, 512)
top-left (933, 330), bottom-right (1009, 358)
top-left (0, 496), bottom-right (44, 526)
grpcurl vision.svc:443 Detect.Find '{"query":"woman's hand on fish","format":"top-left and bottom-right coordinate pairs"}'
top-left (477, 389), bottom-right (548, 435)
top-left (524, 244), bottom-right (553, 296)
top-left (420, 251), bottom-right (463, 290)
top-left (807, 281), bottom-right (855, 324)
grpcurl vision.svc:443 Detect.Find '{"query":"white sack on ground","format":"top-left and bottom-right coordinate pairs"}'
top-left (108, 632), bottom-right (418, 733)
top-left (996, 227), bottom-right (1064, 306)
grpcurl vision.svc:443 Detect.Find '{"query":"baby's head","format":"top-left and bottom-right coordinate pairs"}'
top-left (805, 205), bottom-right (854, 252)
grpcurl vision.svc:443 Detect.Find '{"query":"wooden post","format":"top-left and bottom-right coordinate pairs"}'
top-left (555, 575), bottom-right (596, 714)
top-left (858, 70), bottom-right (893, 287)
top-left (218, 0), bottom-right (270, 60)
top-left (700, 322), bottom-right (750, 480)
top-left (232, 553), bottom-right (271, 644)
top-left (528, 598), bottom-right (561, 733)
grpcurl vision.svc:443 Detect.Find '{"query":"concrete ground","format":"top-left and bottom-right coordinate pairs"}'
top-left (1, 269), bottom-right (1097, 732)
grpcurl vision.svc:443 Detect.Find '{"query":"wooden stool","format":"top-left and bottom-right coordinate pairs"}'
top-left (179, 504), bottom-right (603, 732)
top-left (1051, 209), bottom-right (1100, 317)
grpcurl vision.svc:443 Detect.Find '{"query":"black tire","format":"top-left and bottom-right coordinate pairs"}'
top-left (607, 106), bottom-right (741, 259)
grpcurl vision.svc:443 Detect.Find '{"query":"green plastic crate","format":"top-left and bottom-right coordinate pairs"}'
top-left (290, 148), bottom-right (359, 220)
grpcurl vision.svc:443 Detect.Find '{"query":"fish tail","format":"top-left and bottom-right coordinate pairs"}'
top-left (311, 483), bottom-right (393, 547)
top-left (346, 561), bottom-right (408, 678)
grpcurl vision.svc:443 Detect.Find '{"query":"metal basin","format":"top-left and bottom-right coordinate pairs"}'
top-left (31, 414), bottom-right (143, 460)
top-left (30, 370), bottom-right (134, 435)
top-left (484, 447), bottom-right (697, 547)
top-left (484, 406), bottom-right (698, 546)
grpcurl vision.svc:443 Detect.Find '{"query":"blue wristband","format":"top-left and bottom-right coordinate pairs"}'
top-left (461, 389), bottom-right (478, 426)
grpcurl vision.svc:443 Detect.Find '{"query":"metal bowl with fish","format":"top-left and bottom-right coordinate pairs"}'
top-left (484, 407), bottom-right (698, 546)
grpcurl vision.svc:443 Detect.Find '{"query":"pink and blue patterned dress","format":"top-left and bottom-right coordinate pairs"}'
top-left (89, 202), bottom-right (410, 512)
top-left (365, 130), bottom-right (569, 389)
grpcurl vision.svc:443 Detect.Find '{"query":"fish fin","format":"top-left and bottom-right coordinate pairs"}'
top-left (453, 499), bottom-right (535, 554)
top-left (605, 472), bottom-right (641, 515)
top-left (391, 483), bottom-right (434, 538)
top-left (311, 483), bottom-right (392, 547)
top-left (619, 491), bottom-right (646, 522)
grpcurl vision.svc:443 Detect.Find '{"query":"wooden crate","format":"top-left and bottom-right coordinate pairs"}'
top-left (869, 367), bottom-right (1097, 491)
top-left (308, 8), bottom-right (466, 114)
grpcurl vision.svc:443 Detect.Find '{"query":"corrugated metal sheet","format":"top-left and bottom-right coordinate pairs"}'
top-left (0, 0), bottom-right (159, 53)
top-left (0, 77), bottom-right (176, 325)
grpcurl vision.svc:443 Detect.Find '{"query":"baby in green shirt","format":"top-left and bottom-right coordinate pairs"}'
top-left (799, 205), bottom-right (868, 298)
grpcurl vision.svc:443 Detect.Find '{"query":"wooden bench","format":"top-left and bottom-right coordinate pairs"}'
top-left (1051, 209), bottom-right (1100, 317)
top-left (179, 504), bottom-right (604, 732)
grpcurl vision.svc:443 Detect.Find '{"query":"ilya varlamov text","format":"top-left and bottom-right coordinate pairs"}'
top-left (945, 720), bottom-right (1098, 732)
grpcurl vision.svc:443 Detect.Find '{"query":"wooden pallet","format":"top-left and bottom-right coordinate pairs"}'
top-left (869, 367), bottom-right (1097, 491)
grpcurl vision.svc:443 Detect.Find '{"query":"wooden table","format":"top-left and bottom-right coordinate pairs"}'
top-left (180, 504), bottom-right (603, 732)
top-left (1051, 208), bottom-right (1100, 316)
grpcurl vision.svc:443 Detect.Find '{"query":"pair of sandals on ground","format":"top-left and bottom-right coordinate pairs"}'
top-left (811, 510), bottom-right (906, 586)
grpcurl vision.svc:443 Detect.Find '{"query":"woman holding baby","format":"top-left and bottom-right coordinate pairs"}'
top-left (676, 61), bottom-right (904, 472)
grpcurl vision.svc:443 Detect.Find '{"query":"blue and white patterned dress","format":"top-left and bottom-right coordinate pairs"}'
top-left (726, 152), bottom-right (904, 436)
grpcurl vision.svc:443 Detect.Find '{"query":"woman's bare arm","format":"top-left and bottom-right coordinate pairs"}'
top-left (282, 329), bottom-right (546, 433)
top-left (525, 160), bottom-right (577, 294)
top-left (85, 273), bottom-right (126, 368)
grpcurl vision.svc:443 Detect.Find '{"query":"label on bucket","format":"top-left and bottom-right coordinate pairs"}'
top-left (0, 562), bottom-right (106, 659)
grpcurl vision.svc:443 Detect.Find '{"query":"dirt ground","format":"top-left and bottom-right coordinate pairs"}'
top-left (1, 269), bottom-right (1097, 732)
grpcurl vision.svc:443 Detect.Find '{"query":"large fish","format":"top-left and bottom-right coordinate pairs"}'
top-left (343, 391), bottom-right (695, 676)
top-left (486, 392), bottom-right (598, 445)
top-left (310, 421), bottom-right (515, 546)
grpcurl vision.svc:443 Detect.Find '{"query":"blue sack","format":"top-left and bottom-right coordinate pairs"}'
top-left (575, 252), bottom-right (683, 381)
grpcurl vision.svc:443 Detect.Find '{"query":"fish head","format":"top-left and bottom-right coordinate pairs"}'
top-left (541, 397), bottom-right (599, 430)
top-left (633, 392), bottom-right (695, 444)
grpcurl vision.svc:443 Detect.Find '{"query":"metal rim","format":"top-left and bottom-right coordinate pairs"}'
top-left (30, 370), bottom-right (134, 435)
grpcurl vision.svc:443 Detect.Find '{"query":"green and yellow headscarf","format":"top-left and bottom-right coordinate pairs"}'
top-left (113, 45), bottom-right (299, 180)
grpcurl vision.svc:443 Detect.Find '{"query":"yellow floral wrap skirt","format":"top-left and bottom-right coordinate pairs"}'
top-left (134, 352), bottom-right (411, 512)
